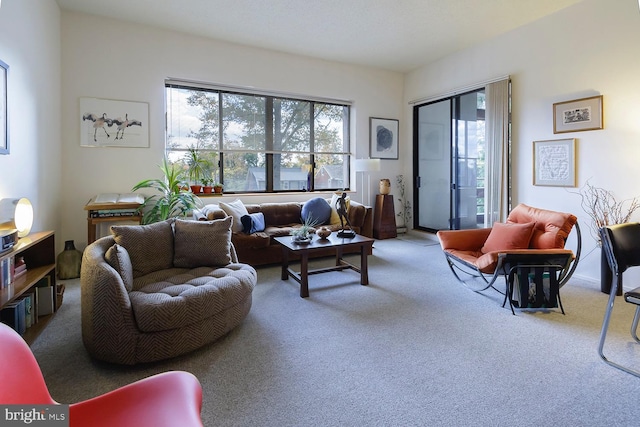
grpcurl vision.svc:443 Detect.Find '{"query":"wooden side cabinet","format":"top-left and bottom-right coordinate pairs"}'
top-left (373, 194), bottom-right (397, 239)
top-left (0, 231), bottom-right (58, 345)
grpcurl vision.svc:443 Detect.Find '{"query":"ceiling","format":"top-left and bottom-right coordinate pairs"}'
top-left (55, 0), bottom-right (584, 73)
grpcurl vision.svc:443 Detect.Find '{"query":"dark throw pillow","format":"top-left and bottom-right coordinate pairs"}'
top-left (301, 197), bottom-right (331, 225)
top-left (241, 212), bottom-right (266, 234)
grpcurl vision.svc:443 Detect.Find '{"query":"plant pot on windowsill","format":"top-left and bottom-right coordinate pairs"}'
top-left (202, 186), bottom-right (213, 194)
top-left (190, 185), bottom-right (202, 194)
top-left (213, 185), bottom-right (223, 194)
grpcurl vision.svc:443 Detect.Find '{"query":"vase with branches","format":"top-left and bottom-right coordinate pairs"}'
top-left (396, 175), bottom-right (412, 231)
top-left (572, 180), bottom-right (640, 245)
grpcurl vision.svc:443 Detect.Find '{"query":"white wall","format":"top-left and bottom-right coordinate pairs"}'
top-left (60, 11), bottom-right (405, 247)
top-left (404, 0), bottom-right (640, 283)
top-left (0, 0), bottom-right (61, 238)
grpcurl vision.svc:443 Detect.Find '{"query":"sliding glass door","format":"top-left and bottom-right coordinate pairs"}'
top-left (414, 89), bottom-right (485, 231)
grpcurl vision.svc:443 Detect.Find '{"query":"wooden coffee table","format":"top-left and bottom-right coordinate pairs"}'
top-left (274, 233), bottom-right (374, 298)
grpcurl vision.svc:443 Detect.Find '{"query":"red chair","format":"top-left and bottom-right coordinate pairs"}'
top-left (0, 322), bottom-right (203, 427)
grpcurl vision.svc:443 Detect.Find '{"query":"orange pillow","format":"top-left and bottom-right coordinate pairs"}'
top-left (481, 222), bottom-right (536, 254)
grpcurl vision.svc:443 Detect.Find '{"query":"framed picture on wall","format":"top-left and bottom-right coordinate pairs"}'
top-left (80, 97), bottom-right (149, 148)
top-left (370, 117), bottom-right (398, 159)
top-left (0, 59), bottom-right (8, 155)
top-left (533, 138), bottom-right (576, 187)
top-left (553, 95), bottom-right (603, 134)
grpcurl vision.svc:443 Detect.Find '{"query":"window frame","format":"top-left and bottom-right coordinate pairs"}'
top-left (165, 79), bottom-right (352, 194)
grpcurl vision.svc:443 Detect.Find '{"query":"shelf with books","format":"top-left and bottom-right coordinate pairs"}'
top-left (85, 195), bottom-right (143, 243)
top-left (0, 230), bottom-right (58, 345)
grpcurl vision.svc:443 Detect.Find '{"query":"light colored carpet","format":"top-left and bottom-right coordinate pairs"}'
top-left (32, 234), bottom-right (640, 426)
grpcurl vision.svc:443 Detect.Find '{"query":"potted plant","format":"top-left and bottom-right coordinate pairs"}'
top-left (185, 147), bottom-right (210, 194)
top-left (213, 182), bottom-right (224, 194)
top-left (201, 176), bottom-right (214, 194)
top-left (290, 216), bottom-right (319, 243)
top-left (131, 157), bottom-right (202, 224)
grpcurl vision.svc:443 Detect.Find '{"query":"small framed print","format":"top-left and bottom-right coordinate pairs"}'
top-left (370, 117), bottom-right (398, 160)
top-left (553, 95), bottom-right (603, 134)
top-left (533, 138), bottom-right (576, 187)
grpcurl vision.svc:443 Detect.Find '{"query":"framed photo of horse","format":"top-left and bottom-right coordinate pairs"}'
top-left (80, 97), bottom-right (149, 148)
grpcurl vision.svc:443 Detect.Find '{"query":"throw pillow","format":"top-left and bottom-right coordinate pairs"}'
top-left (481, 222), bottom-right (536, 254)
top-left (104, 243), bottom-right (134, 292)
top-left (220, 199), bottom-right (249, 233)
top-left (301, 197), bottom-right (331, 225)
top-left (173, 217), bottom-right (233, 268)
top-left (329, 192), bottom-right (351, 225)
top-left (111, 220), bottom-right (174, 278)
top-left (241, 212), bottom-right (266, 234)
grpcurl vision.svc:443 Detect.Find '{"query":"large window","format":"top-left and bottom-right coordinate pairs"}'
top-left (165, 81), bottom-right (351, 194)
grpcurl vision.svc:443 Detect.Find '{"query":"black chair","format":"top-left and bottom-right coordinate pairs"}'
top-left (598, 223), bottom-right (640, 377)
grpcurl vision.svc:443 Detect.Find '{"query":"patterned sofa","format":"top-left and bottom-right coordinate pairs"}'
top-left (192, 196), bottom-right (374, 266)
top-left (80, 217), bottom-right (257, 365)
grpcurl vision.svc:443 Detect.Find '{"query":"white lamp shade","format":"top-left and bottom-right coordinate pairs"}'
top-left (14, 198), bottom-right (34, 237)
top-left (354, 158), bottom-right (381, 172)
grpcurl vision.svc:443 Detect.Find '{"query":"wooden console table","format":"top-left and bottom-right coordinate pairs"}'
top-left (84, 198), bottom-right (142, 244)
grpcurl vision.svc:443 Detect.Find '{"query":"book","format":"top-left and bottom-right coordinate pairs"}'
top-left (18, 294), bottom-right (33, 328)
top-left (23, 289), bottom-right (38, 324)
top-left (1, 299), bottom-right (26, 335)
top-left (89, 209), bottom-right (139, 218)
top-left (36, 277), bottom-right (54, 316)
top-left (92, 193), bottom-right (144, 204)
top-left (37, 286), bottom-right (54, 316)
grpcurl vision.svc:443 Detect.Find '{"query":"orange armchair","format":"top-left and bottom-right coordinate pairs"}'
top-left (0, 322), bottom-right (203, 427)
top-left (436, 203), bottom-right (581, 297)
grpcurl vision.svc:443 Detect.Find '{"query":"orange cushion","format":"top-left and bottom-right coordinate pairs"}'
top-left (506, 203), bottom-right (577, 249)
top-left (480, 222), bottom-right (536, 254)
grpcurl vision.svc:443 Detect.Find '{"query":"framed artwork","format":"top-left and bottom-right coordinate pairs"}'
top-left (0, 59), bottom-right (8, 155)
top-left (553, 95), bottom-right (603, 134)
top-left (80, 97), bottom-right (149, 147)
top-left (533, 138), bottom-right (576, 187)
top-left (370, 117), bottom-right (398, 159)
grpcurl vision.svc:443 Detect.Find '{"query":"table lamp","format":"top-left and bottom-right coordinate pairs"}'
top-left (353, 158), bottom-right (381, 206)
top-left (14, 198), bottom-right (33, 237)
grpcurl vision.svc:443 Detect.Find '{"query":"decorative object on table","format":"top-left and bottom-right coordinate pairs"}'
top-left (316, 226), bottom-right (331, 239)
top-left (335, 192), bottom-right (356, 238)
top-left (553, 95), bottom-right (603, 134)
top-left (533, 138), bottom-right (576, 187)
top-left (0, 59), bottom-right (8, 155)
top-left (57, 240), bottom-right (82, 279)
top-left (396, 175), bottom-right (412, 232)
top-left (369, 117), bottom-right (399, 159)
top-left (80, 97), bottom-right (149, 147)
top-left (379, 178), bottom-right (391, 195)
top-left (131, 157), bottom-right (202, 224)
top-left (291, 215), bottom-right (319, 244)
